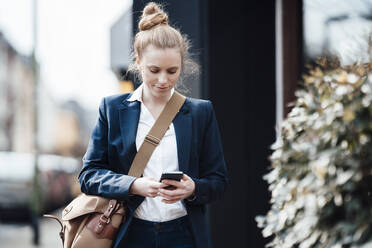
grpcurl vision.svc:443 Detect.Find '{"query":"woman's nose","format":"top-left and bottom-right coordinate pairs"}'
top-left (158, 73), bottom-right (167, 84)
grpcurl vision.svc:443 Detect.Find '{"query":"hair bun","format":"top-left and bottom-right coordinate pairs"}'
top-left (139, 2), bottom-right (168, 31)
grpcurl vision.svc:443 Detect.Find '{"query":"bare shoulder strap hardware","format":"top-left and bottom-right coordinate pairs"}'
top-left (128, 91), bottom-right (186, 177)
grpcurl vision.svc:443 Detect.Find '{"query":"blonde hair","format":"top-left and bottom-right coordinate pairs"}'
top-left (128, 2), bottom-right (199, 88)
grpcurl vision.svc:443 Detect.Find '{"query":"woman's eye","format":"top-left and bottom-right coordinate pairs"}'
top-left (150, 69), bottom-right (159, 73)
top-left (168, 70), bottom-right (177, 74)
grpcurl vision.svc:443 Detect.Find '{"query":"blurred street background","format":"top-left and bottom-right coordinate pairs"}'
top-left (0, 0), bottom-right (131, 247)
top-left (0, 209), bottom-right (62, 247)
top-left (1, 0), bottom-right (372, 247)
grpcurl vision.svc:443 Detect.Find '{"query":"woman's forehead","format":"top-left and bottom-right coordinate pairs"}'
top-left (142, 45), bottom-right (181, 65)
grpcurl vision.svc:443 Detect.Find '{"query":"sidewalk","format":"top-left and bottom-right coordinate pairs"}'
top-left (0, 210), bottom-right (63, 248)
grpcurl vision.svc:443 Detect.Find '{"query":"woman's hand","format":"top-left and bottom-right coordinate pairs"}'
top-left (130, 177), bottom-right (165, 198)
top-left (159, 174), bottom-right (195, 204)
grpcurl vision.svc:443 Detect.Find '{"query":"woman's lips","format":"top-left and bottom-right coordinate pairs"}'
top-left (156, 86), bottom-right (169, 91)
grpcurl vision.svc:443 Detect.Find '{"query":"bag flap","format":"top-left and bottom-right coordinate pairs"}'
top-left (62, 194), bottom-right (124, 221)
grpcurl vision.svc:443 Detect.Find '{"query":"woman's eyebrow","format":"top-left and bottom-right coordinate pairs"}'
top-left (147, 65), bottom-right (179, 70)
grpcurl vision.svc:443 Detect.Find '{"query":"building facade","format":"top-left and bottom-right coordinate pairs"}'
top-left (0, 32), bottom-right (35, 153)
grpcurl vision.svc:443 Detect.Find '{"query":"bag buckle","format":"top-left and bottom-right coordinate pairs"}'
top-left (99, 215), bottom-right (111, 224)
top-left (144, 134), bottom-right (160, 146)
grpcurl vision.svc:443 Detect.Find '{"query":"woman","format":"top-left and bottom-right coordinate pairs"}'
top-left (78, 2), bottom-right (228, 248)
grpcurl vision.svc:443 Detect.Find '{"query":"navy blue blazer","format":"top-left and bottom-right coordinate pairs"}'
top-left (78, 92), bottom-right (228, 248)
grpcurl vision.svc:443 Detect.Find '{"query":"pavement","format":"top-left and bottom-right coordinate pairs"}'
top-left (0, 209), bottom-right (63, 248)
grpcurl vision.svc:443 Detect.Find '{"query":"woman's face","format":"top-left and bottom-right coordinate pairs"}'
top-left (138, 44), bottom-right (182, 99)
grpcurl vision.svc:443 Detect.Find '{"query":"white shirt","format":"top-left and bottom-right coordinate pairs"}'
top-left (128, 84), bottom-right (188, 222)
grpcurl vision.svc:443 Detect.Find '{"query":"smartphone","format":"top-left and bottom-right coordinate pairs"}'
top-left (160, 171), bottom-right (183, 190)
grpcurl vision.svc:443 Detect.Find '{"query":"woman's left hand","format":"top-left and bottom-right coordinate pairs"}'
top-left (159, 174), bottom-right (195, 204)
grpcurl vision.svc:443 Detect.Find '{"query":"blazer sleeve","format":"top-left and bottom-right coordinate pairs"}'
top-left (78, 97), bottom-right (136, 201)
top-left (187, 101), bottom-right (229, 205)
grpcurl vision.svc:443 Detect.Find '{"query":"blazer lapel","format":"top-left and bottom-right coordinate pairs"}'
top-left (118, 100), bottom-right (140, 169)
top-left (173, 100), bottom-right (192, 173)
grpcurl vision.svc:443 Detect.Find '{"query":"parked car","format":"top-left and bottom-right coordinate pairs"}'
top-left (0, 152), bottom-right (80, 243)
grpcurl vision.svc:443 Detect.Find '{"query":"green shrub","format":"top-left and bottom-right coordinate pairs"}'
top-left (256, 58), bottom-right (372, 248)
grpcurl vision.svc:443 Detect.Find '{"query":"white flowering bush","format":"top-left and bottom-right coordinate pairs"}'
top-left (256, 58), bottom-right (372, 248)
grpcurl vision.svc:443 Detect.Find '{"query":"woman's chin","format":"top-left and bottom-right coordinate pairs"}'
top-left (153, 88), bottom-right (171, 96)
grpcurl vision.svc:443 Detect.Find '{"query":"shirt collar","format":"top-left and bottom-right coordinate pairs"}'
top-left (127, 84), bottom-right (175, 103)
top-left (128, 84), bottom-right (143, 102)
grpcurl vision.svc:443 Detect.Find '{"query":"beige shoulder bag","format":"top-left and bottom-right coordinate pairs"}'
top-left (44, 92), bottom-right (186, 248)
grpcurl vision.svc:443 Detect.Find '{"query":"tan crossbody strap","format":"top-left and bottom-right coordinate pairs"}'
top-left (127, 91), bottom-right (186, 177)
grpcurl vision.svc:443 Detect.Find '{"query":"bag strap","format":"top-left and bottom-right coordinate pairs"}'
top-left (43, 214), bottom-right (64, 246)
top-left (127, 91), bottom-right (186, 177)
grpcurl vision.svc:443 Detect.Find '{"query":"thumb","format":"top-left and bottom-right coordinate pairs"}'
top-left (182, 174), bottom-right (191, 181)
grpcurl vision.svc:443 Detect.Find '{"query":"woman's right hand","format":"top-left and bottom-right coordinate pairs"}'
top-left (129, 177), bottom-right (165, 198)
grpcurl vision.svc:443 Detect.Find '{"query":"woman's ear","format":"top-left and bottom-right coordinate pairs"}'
top-left (136, 56), bottom-right (141, 65)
